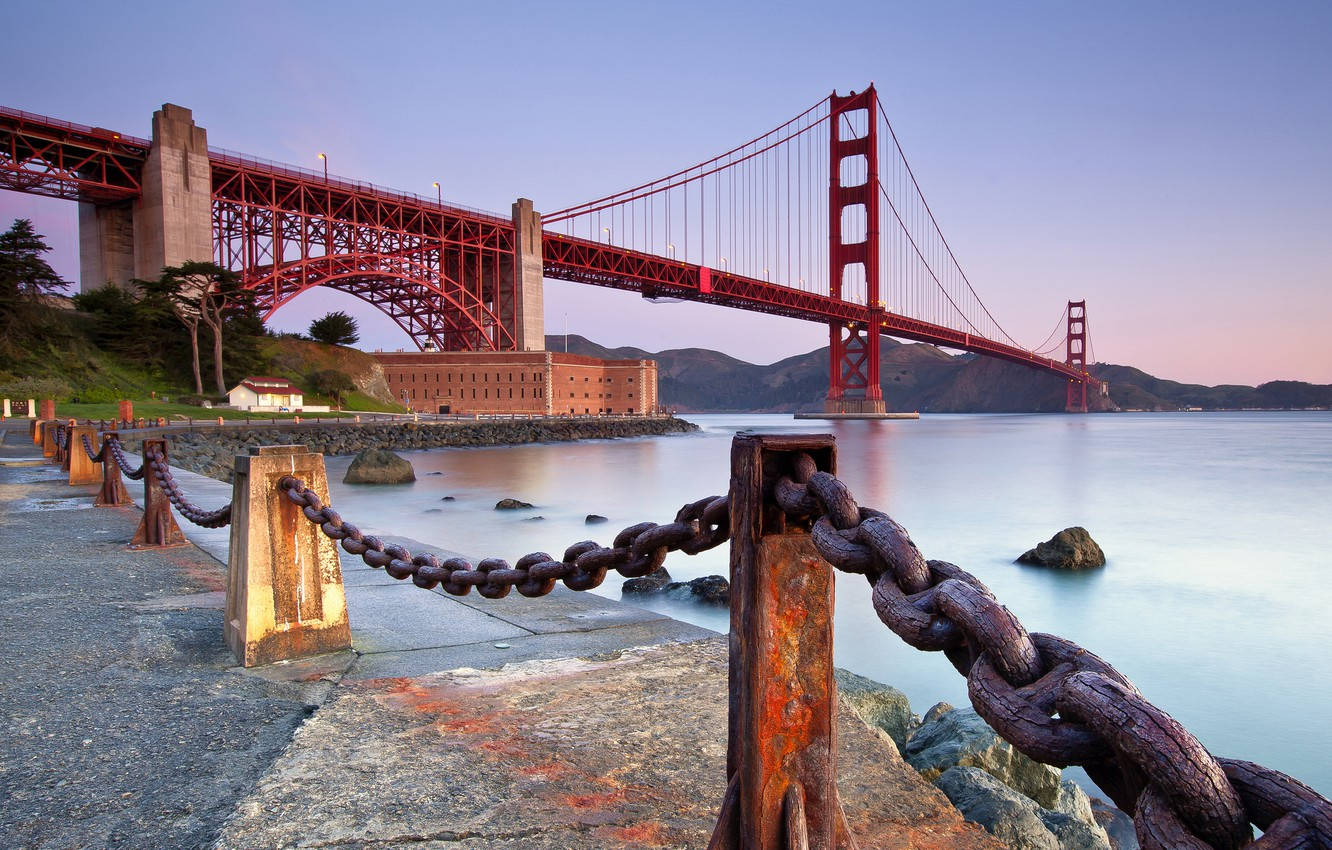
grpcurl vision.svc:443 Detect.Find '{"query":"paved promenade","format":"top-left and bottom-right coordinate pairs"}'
top-left (0, 426), bottom-right (998, 849)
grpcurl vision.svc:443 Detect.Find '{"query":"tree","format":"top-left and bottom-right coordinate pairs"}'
top-left (0, 219), bottom-right (69, 356)
top-left (309, 311), bottom-right (359, 346)
top-left (307, 369), bottom-right (356, 407)
top-left (143, 261), bottom-right (246, 395)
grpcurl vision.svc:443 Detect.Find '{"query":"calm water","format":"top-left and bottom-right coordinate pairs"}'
top-left (324, 412), bottom-right (1332, 796)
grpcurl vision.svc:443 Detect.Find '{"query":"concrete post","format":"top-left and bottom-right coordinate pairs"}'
top-left (130, 438), bottom-right (188, 549)
top-left (68, 425), bottom-right (104, 485)
top-left (133, 104), bottom-right (213, 281)
top-left (511, 198), bottom-right (545, 352)
top-left (27, 398), bottom-right (35, 418)
top-left (225, 445), bottom-right (350, 667)
top-left (2, 399), bottom-right (9, 418)
top-left (95, 433), bottom-right (132, 508)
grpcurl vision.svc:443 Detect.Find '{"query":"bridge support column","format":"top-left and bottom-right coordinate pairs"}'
top-left (78, 202), bottom-right (135, 293)
top-left (76, 104), bottom-right (213, 292)
top-left (1065, 300), bottom-right (1088, 413)
top-left (512, 198), bottom-right (545, 351)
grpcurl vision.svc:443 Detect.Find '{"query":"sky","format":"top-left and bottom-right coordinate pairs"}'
top-left (2, 1), bottom-right (1329, 386)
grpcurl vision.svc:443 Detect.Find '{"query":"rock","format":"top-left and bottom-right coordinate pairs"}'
top-left (1090, 798), bottom-right (1139, 850)
top-left (441, 496), bottom-right (455, 501)
top-left (622, 567), bottom-right (672, 595)
top-left (663, 575), bottom-right (730, 606)
top-left (427, 471), bottom-right (443, 476)
top-left (1052, 780), bottom-right (1095, 826)
top-left (1038, 809), bottom-right (1111, 850)
top-left (494, 498), bottom-right (534, 510)
top-left (523, 516), bottom-right (545, 522)
top-left (423, 508), bottom-right (442, 514)
top-left (343, 449), bottom-right (416, 485)
top-left (904, 707), bottom-right (1062, 809)
top-left (935, 767), bottom-right (1059, 850)
top-left (922, 701), bottom-right (955, 727)
top-left (835, 669), bottom-right (917, 750)
top-left (585, 514), bottom-right (608, 524)
top-left (1017, 527), bottom-right (1106, 569)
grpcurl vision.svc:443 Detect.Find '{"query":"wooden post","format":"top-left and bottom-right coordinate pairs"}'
top-left (225, 445), bottom-right (350, 667)
top-left (31, 418), bottom-right (45, 445)
top-left (129, 438), bottom-right (188, 549)
top-left (95, 432), bottom-right (132, 508)
top-left (68, 425), bottom-right (103, 485)
top-left (708, 433), bottom-right (857, 850)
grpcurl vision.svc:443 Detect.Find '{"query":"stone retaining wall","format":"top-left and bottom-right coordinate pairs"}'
top-left (122, 417), bottom-right (699, 481)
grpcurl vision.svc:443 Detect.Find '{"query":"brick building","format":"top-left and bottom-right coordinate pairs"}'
top-left (374, 351), bottom-right (659, 416)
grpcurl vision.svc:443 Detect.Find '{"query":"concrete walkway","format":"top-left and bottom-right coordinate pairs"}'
top-left (0, 427), bottom-right (999, 849)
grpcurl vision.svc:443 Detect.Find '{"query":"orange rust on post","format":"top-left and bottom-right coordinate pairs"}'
top-left (709, 433), bottom-right (856, 850)
top-left (60, 419), bottom-right (75, 472)
top-left (118, 399), bottom-right (133, 424)
top-left (95, 432), bottom-right (133, 507)
top-left (129, 438), bottom-right (189, 549)
top-left (39, 399), bottom-right (55, 421)
top-left (68, 425), bottom-right (102, 485)
top-left (40, 421), bottom-right (58, 458)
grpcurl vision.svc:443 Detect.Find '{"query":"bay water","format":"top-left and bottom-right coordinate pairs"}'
top-left (323, 412), bottom-right (1332, 797)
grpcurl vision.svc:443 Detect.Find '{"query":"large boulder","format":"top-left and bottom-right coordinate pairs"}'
top-left (343, 449), bottom-right (415, 484)
top-left (1090, 798), bottom-right (1139, 850)
top-left (904, 707), bottom-right (1062, 809)
top-left (1017, 527), bottom-right (1106, 569)
top-left (494, 498), bottom-right (534, 510)
top-left (834, 669), bottom-right (917, 751)
top-left (934, 767), bottom-right (1059, 850)
top-left (663, 575), bottom-right (730, 606)
top-left (622, 567), bottom-right (672, 595)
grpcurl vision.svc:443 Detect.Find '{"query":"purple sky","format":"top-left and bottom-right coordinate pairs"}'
top-left (3, 1), bottom-right (1329, 385)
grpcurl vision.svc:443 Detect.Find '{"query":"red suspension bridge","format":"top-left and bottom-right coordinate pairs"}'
top-left (0, 85), bottom-right (1101, 412)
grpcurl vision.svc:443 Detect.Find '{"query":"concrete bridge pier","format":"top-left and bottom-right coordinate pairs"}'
top-left (79, 104), bottom-right (213, 292)
top-left (510, 197), bottom-right (545, 351)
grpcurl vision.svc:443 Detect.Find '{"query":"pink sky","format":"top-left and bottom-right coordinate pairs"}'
top-left (3, 2), bottom-right (1329, 386)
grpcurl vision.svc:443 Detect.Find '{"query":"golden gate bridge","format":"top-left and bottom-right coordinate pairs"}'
top-left (0, 84), bottom-right (1100, 412)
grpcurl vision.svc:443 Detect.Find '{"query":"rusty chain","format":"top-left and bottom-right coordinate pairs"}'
top-left (81, 433), bottom-right (101, 464)
top-left (105, 435), bottom-right (145, 480)
top-left (55, 424), bottom-right (67, 451)
top-left (277, 475), bottom-right (729, 599)
top-left (142, 445), bottom-right (233, 528)
top-left (772, 451), bottom-right (1331, 850)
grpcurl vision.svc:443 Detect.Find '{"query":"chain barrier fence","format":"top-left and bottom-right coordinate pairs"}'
top-left (29, 426), bottom-right (1331, 849)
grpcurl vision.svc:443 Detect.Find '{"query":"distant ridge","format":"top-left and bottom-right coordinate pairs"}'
top-left (544, 334), bottom-right (1332, 413)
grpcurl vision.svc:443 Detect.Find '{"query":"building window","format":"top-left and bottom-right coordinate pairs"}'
top-left (569, 376), bottom-right (574, 381)
top-left (584, 377), bottom-right (589, 382)
top-left (628, 377), bottom-right (635, 383)
top-left (628, 392), bottom-right (634, 398)
top-left (584, 393), bottom-right (589, 398)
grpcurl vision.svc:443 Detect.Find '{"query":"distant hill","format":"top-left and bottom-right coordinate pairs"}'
top-left (545, 334), bottom-right (1331, 413)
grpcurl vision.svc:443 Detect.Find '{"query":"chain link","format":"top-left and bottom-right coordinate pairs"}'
top-left (278, 475), bottom-right (729, 600)
top-left (775, 451), bottom-right (1331, 850)
top-left (105, 436), bottom-right (146, 480)
top-left (81, 433), bottom-right (101, 463)
top-left (143, 446), bottom-right (233, 528)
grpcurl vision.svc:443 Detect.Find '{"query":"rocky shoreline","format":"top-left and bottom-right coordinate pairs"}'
top-left (120, 417), bottom-right (699, 481)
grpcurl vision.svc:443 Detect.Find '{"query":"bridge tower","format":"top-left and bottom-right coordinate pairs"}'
top-left (1065, 300), bottom-right (1088, 413)
top-left (79, 104), bottom-right (213, 292)
top-left (824, 87), bottom-right (886, 415)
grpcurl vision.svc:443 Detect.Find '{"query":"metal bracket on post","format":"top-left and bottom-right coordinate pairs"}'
top-left (224, 445), bottom-right (350, 667)
top-left (130, 438), bottom-right (188, 549)
top-left (95, 432), bottom-right (133, 508)
top-left (709, 433), bottom-right (859, 850)
top-left (68, 425), bottom-right (102, 485)
top-left (59, 420), bottom-right (75, 473)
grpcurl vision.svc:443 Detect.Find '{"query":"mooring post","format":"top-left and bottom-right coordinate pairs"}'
top-left (224, 445), bottom-right (350, 667)
top-left (32, 418), bottom-right (46, 446)
top-left (67, 425), bottom-right (103, 485)
top-left (129, 438), bottom-right (188, 549)
top-left (95, 432), bottom-right (132, 508)
top-left (709, 432), bottom-right (857, 850)
top-left (59, 420), bottom-right (76, 473)
top-left (41, 421), bottom-right (59, 459)
top-left (39, 399), bottom-right (54, 421)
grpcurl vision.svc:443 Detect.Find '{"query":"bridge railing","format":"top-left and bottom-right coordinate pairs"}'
top-left (39, 427), bottom-right (1332, 849)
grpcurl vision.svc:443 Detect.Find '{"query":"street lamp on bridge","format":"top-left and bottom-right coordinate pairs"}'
top-left (667, 243), bottom-right (675, 259)
top-left (602, 226), bottom-right (612, 244)
top-left (317, 152), bottom-right (327, 181)
top-left (432, 181), bottom-right (441, 204)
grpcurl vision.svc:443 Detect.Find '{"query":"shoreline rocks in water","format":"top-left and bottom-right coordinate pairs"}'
top-left (343, 449), bottom-right (415, 484)
top-left (119, 417), bottom-right (698, 483)
top-left (622, 570), bottom-right (730, 606)
top-left (622, 567), bottom-right (672, 595)
top-left (1017, 527), bottom-right (1106, 569)
top-left (495, 498), bottom-right (534, 510)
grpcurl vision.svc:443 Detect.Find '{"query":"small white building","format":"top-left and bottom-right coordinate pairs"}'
top-left (228, 377), bottom-right (306, 412)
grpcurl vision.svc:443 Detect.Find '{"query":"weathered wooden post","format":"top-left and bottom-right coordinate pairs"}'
top-left (709, 433), bottom-right (856, 850)
top-left (94, 433), bottom-right (132, 507)
top-left (224, 445), bottom-right (350, 667)
top-left (129, 438), bottom-right (188, 549)
top-left (67, 425), bottom-right (103, 485)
